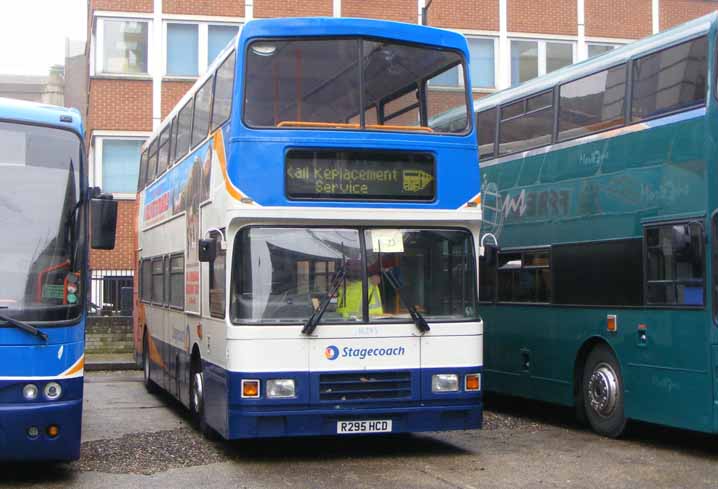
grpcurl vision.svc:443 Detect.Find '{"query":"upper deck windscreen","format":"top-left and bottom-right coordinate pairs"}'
top-left (243, 37), bottom-right (470, 134)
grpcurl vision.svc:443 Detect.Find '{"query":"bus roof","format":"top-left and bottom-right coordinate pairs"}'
top-left (0, 97), bottom-right (83, 137)
top-left (144, 17), bottom-right (470, 152)
top-left (474, 12), bottom-right (717, 112)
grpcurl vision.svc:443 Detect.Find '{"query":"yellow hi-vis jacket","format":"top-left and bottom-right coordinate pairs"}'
top-left (336, 280), bottom-right (383, 319)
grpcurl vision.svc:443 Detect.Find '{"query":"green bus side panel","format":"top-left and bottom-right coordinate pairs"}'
top-left (481, 111), bottom-right (717, 432)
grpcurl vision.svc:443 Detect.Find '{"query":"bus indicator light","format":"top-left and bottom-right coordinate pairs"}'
top-left (242, 380), bottom-right (260, 398)
top-left (607, 315), bottom-right (617, 333)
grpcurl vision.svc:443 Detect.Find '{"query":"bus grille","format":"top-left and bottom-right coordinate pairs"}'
top-left (319, 371), bottom-right (412, 402)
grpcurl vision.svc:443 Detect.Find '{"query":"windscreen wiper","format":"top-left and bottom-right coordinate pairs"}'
top-left (381, 270), bottom-right (430, 333)
top-left (0, 310), bottom-right (49, 341)
top-left (301, 267), bottom-right (346, 336)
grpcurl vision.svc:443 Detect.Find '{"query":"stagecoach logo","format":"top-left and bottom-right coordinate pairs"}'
top-left (324, 344), bottom-right (406, 361)
top-left (325, 345), bottom-right (340, 361)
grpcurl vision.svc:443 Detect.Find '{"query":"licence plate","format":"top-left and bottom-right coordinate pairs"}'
top-left (337, 420), bottom-right (392, 434)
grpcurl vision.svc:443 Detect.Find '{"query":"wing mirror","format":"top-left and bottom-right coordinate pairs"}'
top-left (90, 192), bottom-right (117, 250)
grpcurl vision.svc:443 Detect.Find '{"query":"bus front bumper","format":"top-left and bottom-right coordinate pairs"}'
top-left (227, 402), bottom-right (482, 439)
top-left (0, 399), bottom-right (82, 461)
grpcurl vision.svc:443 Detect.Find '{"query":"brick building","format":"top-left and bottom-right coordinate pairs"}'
top-left (84, 0), bottom-right (718, 308)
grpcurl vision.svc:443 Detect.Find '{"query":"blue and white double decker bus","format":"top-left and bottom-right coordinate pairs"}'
top-left (0, 98), bottom-right (117, 460)
top-left (134, 17), bottom-right (483, 440)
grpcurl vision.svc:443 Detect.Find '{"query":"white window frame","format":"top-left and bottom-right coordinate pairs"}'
top-left (508, 38), bottom-right (576, 86)
top-left (92, 132), bottom-right (151, 200)
top-left (93, 16), bottom-right (153, 79)
top-left (465, 36), bottom-right (499, 91)
top-left (163, 20), bottom-right (241, 79)
top-left (586, 42), bottom-right (623, 58)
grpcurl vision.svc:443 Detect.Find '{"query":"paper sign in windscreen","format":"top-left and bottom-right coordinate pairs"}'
top-left (370, 230), bottom-right (404, 253)
top-left (0, 129), bottom-right (26, 166)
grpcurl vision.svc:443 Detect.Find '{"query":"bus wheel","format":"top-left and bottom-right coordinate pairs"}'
top-left (190, 361), bottom-right (217, 440)
top-left (143, 333), bottom-right (159, 394)
top-left (582, 345), bottom-right (626, 438)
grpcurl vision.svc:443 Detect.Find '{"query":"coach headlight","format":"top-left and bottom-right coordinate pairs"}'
top-left (432, 374), bottom-right (459, 393)
top-left (23, 384), bottom-right (39, 400)
top-left (44, 382), bottom-right (62, 401)
top-left (266, 379), bottom-right (296, 399)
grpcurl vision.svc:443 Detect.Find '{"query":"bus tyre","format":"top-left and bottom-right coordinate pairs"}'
top-left (143, 334), bottom-right (159, 394)
top-left (190, 363), bottom-right (217, 440)
top-left (582, 345), bottom-right (626, 438)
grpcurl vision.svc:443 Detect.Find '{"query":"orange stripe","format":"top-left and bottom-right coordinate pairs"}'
top-left (62, 356), bottom-right (84, 377)
top-left (148, 333), bottom-right (166, 369)
top-left (213, 130), bottom-right (250, 202)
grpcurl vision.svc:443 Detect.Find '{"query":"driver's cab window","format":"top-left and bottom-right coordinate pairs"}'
top-left (232, 228), bottom-right (362, 323)
top-left (645, 222), bottom-right (704, 306)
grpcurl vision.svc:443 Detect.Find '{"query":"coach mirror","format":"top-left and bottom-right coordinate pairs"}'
top-left (90, 190), bottom-right (118, 250)
top-left (480, 233), bottom-right (499, 267)
top-left (198, 239), bottom-right (217, 263)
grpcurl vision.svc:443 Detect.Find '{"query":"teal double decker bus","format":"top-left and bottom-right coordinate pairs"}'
top-left (473, 13), bottom-right (718, 437)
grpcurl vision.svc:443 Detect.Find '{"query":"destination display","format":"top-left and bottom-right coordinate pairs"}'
top-left (285, 149), bottom-right (435, 201)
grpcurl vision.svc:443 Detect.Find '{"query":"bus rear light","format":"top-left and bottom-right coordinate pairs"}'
top-left (465, 373), bottom-right (481, 391)
top-left (27, 426), bottom-right (39, 439)
top-left (241, 379), bottom-right (260, 398)
top-left (607, 315), bottom-right (617, 333)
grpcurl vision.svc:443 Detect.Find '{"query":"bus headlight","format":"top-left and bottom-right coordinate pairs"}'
top-left (44, 382), bottom-right (62, 400)
top-left (432, 374), bottom-right (459, 393)
top-left (23, 384), bottom-right (39, 400)
top-left (266, 379), bottom-right (296, 399)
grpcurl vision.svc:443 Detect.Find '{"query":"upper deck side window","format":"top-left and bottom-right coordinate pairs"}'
top-left (498, 91), bottom-right (554, 156)
top-left (631, 36), bottom-right (708, 121)
top-left (242, 37), bottom-right (470, 135)
top-left (558, 63), bottom-right (627, 142)
top-left (192, 76), bottom-right (214, 148)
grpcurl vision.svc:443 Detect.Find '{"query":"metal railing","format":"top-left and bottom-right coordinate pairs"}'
top-left (89, 269), bottom-right (134, 316)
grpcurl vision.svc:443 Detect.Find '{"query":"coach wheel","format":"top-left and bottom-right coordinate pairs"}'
top-left (190, 360), bottom-right (217, 440)
top-left (581, 345), bottom-right (626, 438)
top-left (143, 333), bottom-right (159, 394)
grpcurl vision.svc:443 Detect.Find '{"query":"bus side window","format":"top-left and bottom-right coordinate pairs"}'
top-left (631, 36), bottom-right (707, 121)
top-left (209, 230), bottom-right (226, 318)
top-left (140, 259), bottom-right (152, 303)
top-left (645, 222), bottom-right (705, 306)
top-left (211, 51), bottom-right (235, 131)
top-left (476, 108), bottom-right (497, 161)
top-left (169, 253), bottom-right (184, 309)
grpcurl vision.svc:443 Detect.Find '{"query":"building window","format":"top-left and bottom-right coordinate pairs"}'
top-left (469, 38), bottom-right (495, 89)
top-left (511, 39), bottom-right (575, 86)
top-left (167, 23), bottom-right (199, 76)
top-left (100, 19), bottom-right (149, 75)
top-left (588, 43), bottom-right (619, 58)
top-left (99, 138), bottom-right (145, 195)
top-left (165, 22), bottom-right (240, 78)
top-left (208, 25), bottom-right (239, 66)
top-left (431, 37), bottom-right (495, 89)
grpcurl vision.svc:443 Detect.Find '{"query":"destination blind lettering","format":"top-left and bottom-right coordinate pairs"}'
top-left (285, 149), bottom-right (435, 201)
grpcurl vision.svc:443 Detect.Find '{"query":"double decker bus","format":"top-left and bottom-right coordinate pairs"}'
top-left (0, 98), bottom-right (117, 460)
top-left (134, 17), bottom-right (483, 440)
top-left (471, 13), bottom-right (718, 437)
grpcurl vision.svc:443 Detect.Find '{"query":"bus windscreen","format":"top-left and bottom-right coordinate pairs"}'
top-left (243, 38), bottom-right (469, 134)
top-left (0, 122), bottom-right (83, 322)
